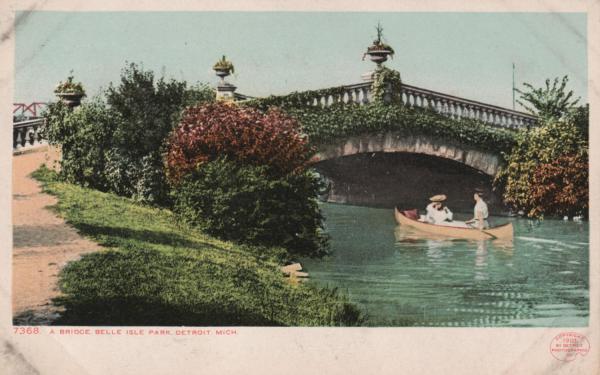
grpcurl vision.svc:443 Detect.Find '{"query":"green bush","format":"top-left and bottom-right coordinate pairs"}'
top-left (106, 63), bottom-right (214, 159)
top-left (44, 99), bottom-right (116, 190)
top-left (44, 63), bottom-right (215, 204)
top-left (172, 158), bottom-right (328, 258)
top-left (495, 117), bottom-right (588, 218)
top-left (103, 63), bottom-right (214, 204)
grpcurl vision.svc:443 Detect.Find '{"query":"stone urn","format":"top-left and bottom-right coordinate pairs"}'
top-left (212, 55), bottom-right (235, 83)
top-left (365, 47), bottom-right (394, 65)
top-left (56, 92), bottom-right (85, 108)
top-left (214, 67), bottom-right (231, 80)
top-left (363, 24), bottom-right (395, 67)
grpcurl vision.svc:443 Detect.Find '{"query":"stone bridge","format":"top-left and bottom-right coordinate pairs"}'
top-left (237, 75), bottom-right (534, 211)
top-left (313, 133), bottom-right (502, 177)
top-left (311, 133), bottom-right (504, 211)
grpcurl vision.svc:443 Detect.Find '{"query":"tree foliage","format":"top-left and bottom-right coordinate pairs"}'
top-left (496, 117), bottom-right (588, 218)
top-left (528, 153), bottom-right (588, 218)
top-left (44, 99), bottom-right (116, 190)
top-left (45, 62), bottom-right (215, 204)
top-left (166, 102), bottom-right (312, 183)
top-left (516, 75), bottom-right (580, 121)
top-left (166, 102), bottom-right (328, 257)
top-left (106, 63), bottom-right (214, 158)
top-left (171, 158), bottom-right (328, 258)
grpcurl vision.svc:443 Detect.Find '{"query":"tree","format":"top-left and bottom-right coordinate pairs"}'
top-left (104, 63), bottom-right (215, 204)
top-left (529, 153), bottom-right (588, 218)
top-left (45, 63), bottom-right (215, 205)
top-left (106, 63), bottom-right (214, 158)
top-left (44, 99), bottom-right (116, 190)
top-left (496, 117), bottom-right (588, 218)
top-left (564, 104), bottom-right (589, 141)
top-left (515, 75), bottom-right (580, 121)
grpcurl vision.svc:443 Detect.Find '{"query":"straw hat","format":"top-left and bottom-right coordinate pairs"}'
top-left (429, 194), bottom-right (447, 202)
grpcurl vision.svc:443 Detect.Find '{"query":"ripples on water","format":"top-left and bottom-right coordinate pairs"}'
top-left (301, 204), bottom-right (589, 327)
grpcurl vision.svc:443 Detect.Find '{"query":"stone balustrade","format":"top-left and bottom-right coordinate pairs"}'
top-left (13, 118), bottom-right (47, 151)
top-left (292, 81), bottom-right (537, 129)
top-left (400, 84), bottom-right (537, 129)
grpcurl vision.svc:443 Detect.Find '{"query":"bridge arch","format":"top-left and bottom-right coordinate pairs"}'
top-left (312, 132), bottom-right (502, 177)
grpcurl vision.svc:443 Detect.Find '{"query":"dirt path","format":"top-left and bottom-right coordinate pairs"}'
top-left (12, 148), bottom-right (101, 323)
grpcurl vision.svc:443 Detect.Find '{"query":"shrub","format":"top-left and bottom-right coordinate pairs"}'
top-left (104, 63), bottom-right (215, 204)
top-left (496, 118), bottom-right (588, 218)
top-left (104, 150), bottom-right (170, 203)
top-left (44, 99), bottom-right (116, 190)
top-left (528, 153), bottom-right (588, 218)
top-left (172, 158), bottom-right (328, 258)
top-left (45, 63), bottom-right (215, 204)
top-left (106, 63), bottom-right (214, 158)
top-left (165, 102), bottom-right (312, 182)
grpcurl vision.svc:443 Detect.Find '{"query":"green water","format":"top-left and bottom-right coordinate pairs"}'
top-left (302, 203), bottom-right (589, 327)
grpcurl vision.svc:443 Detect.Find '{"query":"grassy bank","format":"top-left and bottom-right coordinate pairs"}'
top-left (32, 166), bottom-right (363, 326)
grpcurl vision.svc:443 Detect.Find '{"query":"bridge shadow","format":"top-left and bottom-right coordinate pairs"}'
top-left (314, 152), bottom-right (503, 212)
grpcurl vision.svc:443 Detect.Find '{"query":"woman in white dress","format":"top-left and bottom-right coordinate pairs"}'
top-left (424, 195), bottom-right (453, 224)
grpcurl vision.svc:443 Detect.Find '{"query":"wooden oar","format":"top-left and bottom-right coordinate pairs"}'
top-left (466, 222), bottom-right (497, 240)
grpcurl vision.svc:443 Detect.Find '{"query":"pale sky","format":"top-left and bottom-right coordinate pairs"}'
top-left (15, 12), bottom-right (587, 110)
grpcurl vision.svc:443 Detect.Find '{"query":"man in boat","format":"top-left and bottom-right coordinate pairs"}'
top-left (425, 194), bottom-right (453, 224)
top-left (466, 190), bottom-right (489, 229)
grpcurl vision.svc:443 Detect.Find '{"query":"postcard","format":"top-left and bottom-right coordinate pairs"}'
top-left (1, 1), bottom-right (598, 374)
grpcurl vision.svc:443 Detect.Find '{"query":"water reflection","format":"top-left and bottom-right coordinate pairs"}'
top-left (474, 240), bottom-right (488, 281)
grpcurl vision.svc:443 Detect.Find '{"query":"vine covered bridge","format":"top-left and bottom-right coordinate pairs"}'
top-left (13, 42), bottom-right (537, 212)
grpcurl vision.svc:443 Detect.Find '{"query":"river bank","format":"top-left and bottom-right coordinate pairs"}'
top-left (13, 163), bottom-right (361, 326)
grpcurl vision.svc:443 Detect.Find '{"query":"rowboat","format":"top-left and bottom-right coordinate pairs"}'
top-left (394, 208), bottom-right (513, 240)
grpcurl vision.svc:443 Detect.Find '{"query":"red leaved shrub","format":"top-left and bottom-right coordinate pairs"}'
top-left (165, 102), bottom-right (311, 182)
top-left (529, 153), bottom-right (588, 218)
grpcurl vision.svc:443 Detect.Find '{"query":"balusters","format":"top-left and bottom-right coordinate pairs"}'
top-left (404, 91), bottom-right (411, 107)
top-left (447, 101), bottom-right (455, 119)
top-left (14, 127), bottom-right (22, 149)
top-left (12, 119), bottom-right (46, 151)
top-left (415, 93), bottom-right (423, 108)
top-left (421, 95), bottom-right (429, 109)
top-left (361, 87), bottom-right (370, 104)
top-left (482, 109), bottom-right (489, 123)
